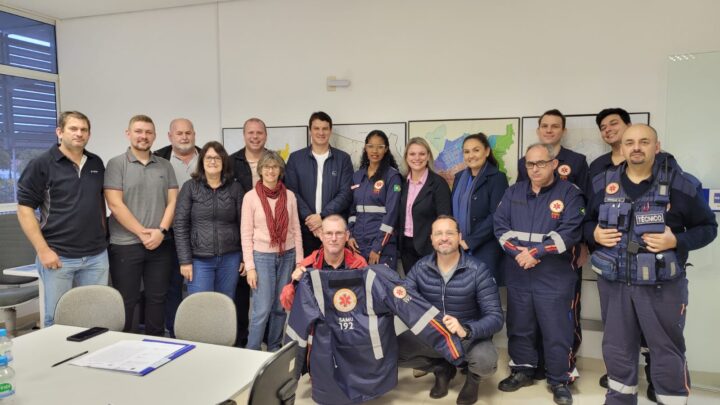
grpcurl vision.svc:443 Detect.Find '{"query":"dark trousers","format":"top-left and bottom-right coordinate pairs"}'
top-left (598, 277), bottom-right (689, 405)
top-left (234, 277), bottom-right (251, 346)
top-left (506, 287), bottom-right (575, 386)
top-left (301, 231), bottom-right (321, 258)
top-left (164, 239), bottom-right (183, 335)
top-left (109, 240), bottom-right (174, 336)
top-left (397, 330), bottom-right (498, 377)
top-left (400, 235), bottom-right (424, 275)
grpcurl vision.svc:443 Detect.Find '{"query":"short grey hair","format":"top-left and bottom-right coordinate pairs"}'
top-left (525, 143), bottom-right (556, 160)
top-left (256, 150), bottom-right (285, 179)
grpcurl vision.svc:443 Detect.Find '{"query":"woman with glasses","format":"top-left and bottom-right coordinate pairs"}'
top-left (241, 151), bottom-right (303, 351)
top-left (451, 133), bottom-right (509, 282)
top-left (173, 141), bottom-right (245, 299)
top-left (347, 130), bottom-right (402, 270)
top-left (398, 137), bottom-right (452, 273)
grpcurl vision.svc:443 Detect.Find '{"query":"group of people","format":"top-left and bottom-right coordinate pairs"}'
top-left (16, 107), bottom-right (716, 405)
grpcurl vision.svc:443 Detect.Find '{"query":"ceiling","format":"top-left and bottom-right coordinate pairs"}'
top-left (0, 0), bottom-right (227, 20)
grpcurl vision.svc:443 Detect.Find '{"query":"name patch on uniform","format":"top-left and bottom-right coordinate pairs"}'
top-left (635, 212), bottom-right (664, 225)
top-left (558, 164), bottom-right (572, 179)
top-left (333, 288), bottom-right (357, 312)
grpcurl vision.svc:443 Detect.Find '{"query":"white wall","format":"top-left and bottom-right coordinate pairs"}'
top-left (57, 4), bottom-right (221, 162)
top-left (57, 0), bottom-right (720, 372)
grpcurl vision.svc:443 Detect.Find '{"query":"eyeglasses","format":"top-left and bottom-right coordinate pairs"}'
top-left (204, 156), bottom-right (222, 162)
top-left (365, 144), bottom-right (387, 152)
top-left (261, 165), bottom-right (281, 171)
top-left (322, 231), bottom-right (347, 239)
top-left (525, 160), bottom-right (552, 169)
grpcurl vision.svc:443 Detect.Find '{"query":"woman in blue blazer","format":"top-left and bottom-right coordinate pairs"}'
top-left (452, 133), bottom-right (509, 283)
top-left (398, 137), bottom-right (452, 274)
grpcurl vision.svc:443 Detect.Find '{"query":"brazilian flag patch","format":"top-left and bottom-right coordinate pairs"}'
top-left (393, 184), bottom-right (401, 192)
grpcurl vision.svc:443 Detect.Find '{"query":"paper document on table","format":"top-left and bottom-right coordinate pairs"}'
top-left (70, 339), bottom-right (195, 375)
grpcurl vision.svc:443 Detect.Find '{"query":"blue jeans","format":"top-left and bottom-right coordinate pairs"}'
top-left (37, 250), bottom-right (109, 327)
top-left (188, 252), bottom-right (241, 300)
top-left (246, 249), bottom-right (295, 351)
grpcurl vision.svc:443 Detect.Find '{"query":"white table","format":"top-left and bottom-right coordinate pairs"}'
top-left (3, 264), bottom-right (43, 328)
top-left (12, 324), bottom-right (274, 404)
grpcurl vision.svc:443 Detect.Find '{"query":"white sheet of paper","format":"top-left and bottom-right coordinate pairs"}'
top-left (70, 340), bottom-right (186, 373)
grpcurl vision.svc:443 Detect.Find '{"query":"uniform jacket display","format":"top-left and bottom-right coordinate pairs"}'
top-left (285, 265), bottom-right (464, 405)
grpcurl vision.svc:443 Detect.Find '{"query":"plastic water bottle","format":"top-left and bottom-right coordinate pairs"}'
top-left (0, 331), bottom-right (11, 363)
top-left (0, 355), bottom-right (14, 403)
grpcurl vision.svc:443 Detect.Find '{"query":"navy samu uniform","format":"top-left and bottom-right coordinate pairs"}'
top-left (493, 176), bottom-right (584, 385)
top-left (286, 265), bottom-right (464, 405)
top-left (585, 159), bottom-right (717, 405)
top-left (349, 167), bottom-right (402, 270)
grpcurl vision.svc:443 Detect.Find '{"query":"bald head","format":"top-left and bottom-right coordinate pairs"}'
top-left (621, 124), bottom-right (660, 167)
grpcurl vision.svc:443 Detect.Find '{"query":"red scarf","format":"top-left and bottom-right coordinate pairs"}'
top-left (255, 180), bottom-right (289, 254)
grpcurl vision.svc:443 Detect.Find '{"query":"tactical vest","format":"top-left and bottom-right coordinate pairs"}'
top-left (590, 161), bottom-right (682, 285)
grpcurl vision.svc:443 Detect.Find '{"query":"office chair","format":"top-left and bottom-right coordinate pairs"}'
top-left (54, 285), bottom-right (125, 331)
top-left (247, 341), bottom-right (299, 405)
top-left (174, 292), bottom-right (236, 346)
top-left (0, 214), bottom-right (40, 335)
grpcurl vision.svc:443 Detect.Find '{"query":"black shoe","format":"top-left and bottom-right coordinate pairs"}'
top-left (599, 374), bottom-right (609, 389)
top-left (534, 367), bottom-right (546, 380)
top-left (456, 372), bottom-right (480, 405)
top-left (498, 371), bottom-right (533, 392)
top-left (551, 384), bottom-right (573, 405)
top-left (429, 363), bottom-right (457, 399)
top-left (647, 382), bottom-right (657, 403)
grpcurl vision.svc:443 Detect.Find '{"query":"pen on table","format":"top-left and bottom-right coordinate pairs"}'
top-left (51, 351), bottom-right (89, 367)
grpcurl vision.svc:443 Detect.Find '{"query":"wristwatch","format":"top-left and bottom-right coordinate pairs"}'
top-left (462, 325), bottom-right (472, 340)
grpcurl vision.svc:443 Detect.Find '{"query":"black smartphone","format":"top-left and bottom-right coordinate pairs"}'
top-left (67, 327), bottom-right (109, 342)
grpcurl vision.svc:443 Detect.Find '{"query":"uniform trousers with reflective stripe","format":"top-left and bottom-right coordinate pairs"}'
top-left (598, 277), bottom-right (689, 405)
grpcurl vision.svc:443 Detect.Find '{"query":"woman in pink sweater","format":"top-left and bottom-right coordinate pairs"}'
top-left (241, 151), bottom-right (303, 351)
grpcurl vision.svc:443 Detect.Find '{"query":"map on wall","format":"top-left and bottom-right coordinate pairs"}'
top-left (222, 126), bottom-right (308, 162)
top-left (520, 113), bottom-right (651, 165)
top-left (329, 122), bottom-right (407, 169)
top-left (408, 118), bottom-right (520, 187)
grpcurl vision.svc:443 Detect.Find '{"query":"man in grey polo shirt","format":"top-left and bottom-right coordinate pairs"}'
top-left (105, 114), bottom-right (179, 336)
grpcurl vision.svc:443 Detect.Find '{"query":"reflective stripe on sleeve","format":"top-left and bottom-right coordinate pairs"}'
top-left (356, 205), bottom-right (387, 213)
top-left (285, 325), bottom-right (307, 347)
top-left (310, 270), bottom-right (325, 316)
top-left (365, 269), bottom-right (383, 360)
top-left (508, 359), bottom-right (535, 368)
top-left (607, 378), bottom-right (638, 395)
top-left (410, 307), bottom-right (439, 335)
top-left (547, 231), bottom-right (567, 253)
top-left (379, 223), bottom-right (394, 233)
top-left (655, 395), bottom-right (688, 405)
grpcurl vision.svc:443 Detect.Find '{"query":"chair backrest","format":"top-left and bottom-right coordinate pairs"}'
top-left (174, 292), bottom-right (236, 346)
top-left (248, 341), bottom-right (299, 405)
top-left (54, 285), bottom-right (125, 331)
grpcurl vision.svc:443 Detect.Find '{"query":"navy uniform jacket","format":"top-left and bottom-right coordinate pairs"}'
top-left (494, 177), bottom-right (585, 293)
top-left (518, 146), bottom-right (589, 195)
top-left (348, 167), bottom-right (402, 255)
top-left (286, 265), bottom-right (463, 405)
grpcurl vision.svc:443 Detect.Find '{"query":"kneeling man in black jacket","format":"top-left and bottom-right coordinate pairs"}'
top-left (398, 215), bottom-right (504, 405)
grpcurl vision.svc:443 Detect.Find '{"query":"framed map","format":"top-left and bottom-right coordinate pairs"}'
top-left (329, 122), bottom-right (407, 169)
top-left (520, 113), bottom-right (651, 165)
top-left (408, 117), bottom-right (520, 187)
top-left (222, 126), bottom-right (308, 162)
